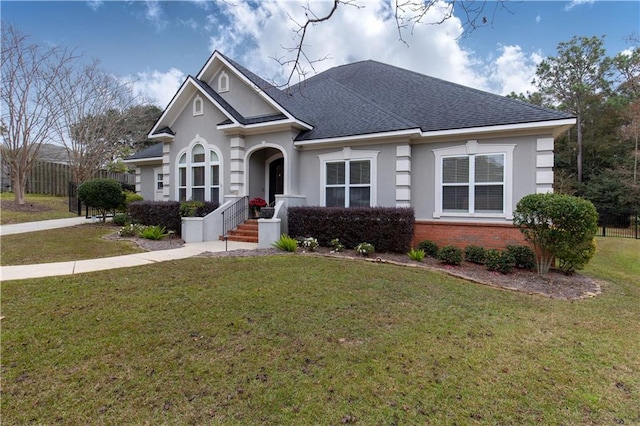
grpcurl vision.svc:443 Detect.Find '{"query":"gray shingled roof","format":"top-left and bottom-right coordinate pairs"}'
top-left (126, 142), bottom-right (163, 160)
top-left (285, 60), bottom-right (574, 141)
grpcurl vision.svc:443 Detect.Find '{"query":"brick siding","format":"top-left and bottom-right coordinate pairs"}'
top-left (413, 220), bottom-right (529, 250)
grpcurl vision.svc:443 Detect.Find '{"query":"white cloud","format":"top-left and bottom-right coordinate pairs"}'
top-left (565, 0), bottom-right (595, 11)
top-left (207, 0), bottom-right (487, 90)
top-left (87, 0), bottom-right (103, 11)
top-left (128, 68), bottom-right (185, 108)
top-left (535, 14), bottom-right (541, 24)
top-left (144, 0), bottom-right (168, 30)
top-left (485, 45), bottom-right (542, 95)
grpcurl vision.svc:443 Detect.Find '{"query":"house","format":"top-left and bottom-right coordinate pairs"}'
top-left (124, 51), bottom-right (575, 249)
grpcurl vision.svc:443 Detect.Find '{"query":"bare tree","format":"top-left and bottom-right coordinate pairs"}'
top-left (273, 0), bottom-right (508, 86)
top-left (1, 24), bottom-right (76, 204)
top-left (50, 60), bottom-right (135, 183)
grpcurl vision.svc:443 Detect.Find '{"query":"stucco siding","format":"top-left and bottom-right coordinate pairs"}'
top-left (138, 166), bottom-right (156, 201)
top-left (213, 67), bottom-right (279, 118)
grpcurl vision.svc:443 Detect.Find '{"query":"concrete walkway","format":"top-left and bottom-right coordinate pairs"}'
top-left (0, 218), bottom-right (258, 281)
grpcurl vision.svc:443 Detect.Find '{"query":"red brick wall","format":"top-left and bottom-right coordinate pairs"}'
top-left (413, 220), bottom-right (529, 250)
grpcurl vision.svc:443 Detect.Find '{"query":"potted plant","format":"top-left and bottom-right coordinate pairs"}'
top-left (249, 197), bottom-right (267, 218)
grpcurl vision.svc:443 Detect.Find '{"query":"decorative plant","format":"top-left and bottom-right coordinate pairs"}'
top-left (329, 238), bottom-right (344, 252)
top-left (249, 197), bottom-right (267, 209)
top-left (272, 234), bottom-right (298, 252)
top-left (118, 223), bottom-right (146, 237)
top-left (180, 200), bottom-right (205, 217)
top-left (140, 225), bottom-right (168, 240)
top-left (417, 240), bottom-right (439, 258)
top-left (484, 249), bottom-right (516, 274)
top-left (437, 245), bottom-right (463, 265)
top-left (300, 237), bottom-right (319, 252)
top-left (407, 248), bottom-right (426, 261)
top-left (464, 245), bottom-right (486, 264)
top-left (505, 245), bottom-right (536, 270)
top-left (355, 242), bottom-right (375, 256)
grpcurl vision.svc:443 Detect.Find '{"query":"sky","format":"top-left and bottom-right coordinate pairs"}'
top-left (2, 0), bottom-right (638, 108)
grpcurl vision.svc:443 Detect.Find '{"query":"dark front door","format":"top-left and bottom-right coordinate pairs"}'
top-left (268, 157), bottom-right (284, 205)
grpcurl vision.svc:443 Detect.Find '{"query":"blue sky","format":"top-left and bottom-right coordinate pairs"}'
top-left (2, 1), bottom-right (638, 107)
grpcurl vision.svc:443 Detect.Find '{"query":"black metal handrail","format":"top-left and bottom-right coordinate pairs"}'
top-left (222, 196), bottom-right (249, 236)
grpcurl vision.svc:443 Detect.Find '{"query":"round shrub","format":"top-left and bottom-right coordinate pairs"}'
top-left (438, 245), bottom-right (462, 265)
top-left (355, 242), bottom-right (375, 256)
top-left (485, 249), bottom-right (516, 274)
top-left (121, 191), bottom-right (143, 212)
top-left (417, 240), bottom-right (439, 258)
top-left (78, 178), bottom-right (125, 222)
top-left (506, 245), bottom-right (536, 270)
top-left (112, 213), bottom-right (130, 226)
top-left (464, 245), bottom-right (486, 264)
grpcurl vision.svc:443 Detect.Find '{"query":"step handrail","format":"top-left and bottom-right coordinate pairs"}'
top-left (222, 196), bottom-right (249, 237)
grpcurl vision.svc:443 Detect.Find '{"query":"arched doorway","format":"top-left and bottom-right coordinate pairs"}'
top-left (246, 146), bottom-right (285, 205)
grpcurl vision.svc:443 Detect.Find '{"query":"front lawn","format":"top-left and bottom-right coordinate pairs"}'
top-left (0, 193), bottom-right (77, 224)
top-left (2, 238), bottom-right (639, 424)
top-left (0, 225), bottom-right (144, 265)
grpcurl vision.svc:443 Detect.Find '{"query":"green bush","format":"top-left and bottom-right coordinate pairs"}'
top-left (355, 242), bottom-right (375, 256)
top-left (329, 238), bottom-right (344, 253)
top-left (139, 225), bottom-right (168, 240)
top-left (112, 213), bottom-right (130, 226)
top-left (464, 245), bottom-right (486, 264)
top-left (506, 245), bottom-right (536, 270)
top-left (120, 191), bottom-right (143, 212)
top-left (118, 223), bottom-right (145, 237)
top-left (272, 234), bottom-right (298, 252)
top-left (513, 193), bottom-right (598, 275)
top-left (417, 240), bottom-right (439, 258)
top-left (437, 245), bottom-right (462, 266)
top-left (299, 237), bottom-right (319, 252)
top-left (129, 201), bottom-right (181, 233)
top-left (485, 249), bottom-right (516, 274)
top-left (407, 248), bottom-right (426, 261)
top-left (179, 200), bottom-right (219, 217)
top-left (77, 178), bottom-right (125, 223)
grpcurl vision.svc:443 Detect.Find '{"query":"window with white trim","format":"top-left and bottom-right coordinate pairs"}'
top-left (433, 142), bottom-right (515, 219)
top-left (177, 143), bottom-right (221, 203)
top-left (193, 95), bottom-right (203, 116)
top-left (319, 148), bottom-right (378, 207)
top-left (218, 71), bottom-right (229, 93)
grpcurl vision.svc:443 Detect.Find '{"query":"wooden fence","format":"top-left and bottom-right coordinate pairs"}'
top-left (1, 160), bottom-right (134, 197)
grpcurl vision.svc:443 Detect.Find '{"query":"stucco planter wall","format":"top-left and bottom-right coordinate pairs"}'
top-left (181, 217), bottom-right (204, 243)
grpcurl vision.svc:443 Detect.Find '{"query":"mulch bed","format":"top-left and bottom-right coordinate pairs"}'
top-left (110, 232), bottom-right (603, 301)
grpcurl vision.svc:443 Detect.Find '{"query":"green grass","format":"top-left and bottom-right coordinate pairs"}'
top-left (1, 193), bottom-right (77, 224)
top-left (1, 238), bottom-right (639, 424)
top-left (0, 225), bottom-right (144, 265)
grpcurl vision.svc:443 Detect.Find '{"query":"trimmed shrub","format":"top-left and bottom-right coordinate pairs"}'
top-left (112, 213), bottom-right (130, 226)
top-left (506, 245), bottom-right (536, 270)
top-left (179, 200), bottom-right (219, 217)
top-left (78, 178), bottom-right (125, 223)
top-left (514, 193), bottom-right (598, 275)
top-left (288, 207), bottom-right (414, 253)
top-left (485, 249), bottom-right (516, 274)
top-left (438, 245), bottom-right (462, 266)
top-left (417, 240), bottom-right (439, 258)
top-left (355, 242), bottom-right (375, 256)
top-left (464, 245), bottom-right (486, 264)
top-left (407, 248), bottom-right (426, 261)
top-left (272, 234), bottom-right (298, 252)
top-left (129, 201), bottom-right (181, 233)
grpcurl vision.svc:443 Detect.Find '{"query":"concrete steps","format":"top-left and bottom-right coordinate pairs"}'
top-left (223, 219), bottom-right (258, 243)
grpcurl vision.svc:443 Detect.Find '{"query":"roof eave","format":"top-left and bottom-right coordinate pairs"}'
top-left (123, 157), bottom-right (163, 165)
top-left (219, 118), bottom-right (312, 136)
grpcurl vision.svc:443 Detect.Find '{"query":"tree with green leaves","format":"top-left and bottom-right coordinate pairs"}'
top-left (534, 35), bottom-right (612, 183)
top-left (78, 178), bottom-right (125, 223)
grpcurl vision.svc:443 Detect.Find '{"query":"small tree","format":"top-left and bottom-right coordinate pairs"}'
top-left (78, 178), bottom-right (125, 223)
top-left (513, 193), bottom-right (598, 275)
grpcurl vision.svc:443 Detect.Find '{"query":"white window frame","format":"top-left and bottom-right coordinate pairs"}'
top-left (175, 136), bottom-right (223, 203)
top-left (433, 140), bottom-right (515, 219)
top-left (193, 95), bottom-right (203, 116)
top-left (318, 148), bottom-right (379, 207)
top-left (218, 71), bottom-right (229, 93)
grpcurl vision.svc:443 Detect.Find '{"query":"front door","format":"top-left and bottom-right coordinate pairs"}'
top-left (268, 157), bottom-right (284, 205)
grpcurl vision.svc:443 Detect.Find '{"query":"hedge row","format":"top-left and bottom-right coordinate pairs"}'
top-left (288, 207), bottom-right (414, 253)
top-left (128, 201), bottom-right (219, 234)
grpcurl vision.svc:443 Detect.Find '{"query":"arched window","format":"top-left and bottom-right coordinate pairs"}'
top-left (193, 95), bottom-right (203, 116)
top-left (177, 142), bottom-right (222, 203)
top-left (218, 71), bottom-right (229, 93)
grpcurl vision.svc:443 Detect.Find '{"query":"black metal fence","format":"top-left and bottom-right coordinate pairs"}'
top-left (597, 210), bottom-right (639, 239)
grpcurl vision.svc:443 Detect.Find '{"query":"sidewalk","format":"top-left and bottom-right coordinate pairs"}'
top-left (0, 218), bottom-right (258, 281)
top-left (0, 216), bottom-right (93, 236)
